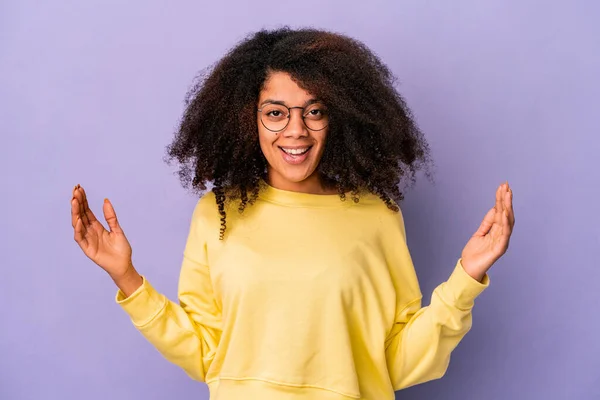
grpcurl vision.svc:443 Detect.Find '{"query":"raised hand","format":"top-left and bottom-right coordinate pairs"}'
top-left (71, 184), bottom-right (134, 281)
top-left (461, 182), bottom-right (515, 281)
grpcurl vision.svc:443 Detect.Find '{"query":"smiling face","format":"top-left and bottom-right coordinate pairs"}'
top-left (257, 71), bottom-right (332, 194)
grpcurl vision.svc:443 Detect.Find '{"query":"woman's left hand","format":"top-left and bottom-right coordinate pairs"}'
top-left (461, 182), bottom-right (515, 281)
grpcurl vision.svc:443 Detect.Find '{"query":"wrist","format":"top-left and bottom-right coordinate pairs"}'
top-left (111, 263), bottom-right (143, 298)
top-left (460, 258), bottom-right (486, 282)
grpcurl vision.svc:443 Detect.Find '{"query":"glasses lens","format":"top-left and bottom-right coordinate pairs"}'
top-left (303, 103), bottom-right (328, 131)
top-left (259, 103), bottom-right (329, 131)
top-left (261, 104), bottom-right (289, 131)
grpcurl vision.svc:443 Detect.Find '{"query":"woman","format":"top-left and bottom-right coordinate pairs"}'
top-left (70, 27), bottom-right (514, 400)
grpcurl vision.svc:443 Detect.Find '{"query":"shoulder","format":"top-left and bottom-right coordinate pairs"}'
top-left (189, 190), bottom-right (221, 231)
top-left (356, 191), bottom-right (404, 218)
top-left (194, 190), bottom-right (218, 215)
top-left (189, 190), bottom-right (245, 235)
top-left (355, 192), bottom-right (406, 238)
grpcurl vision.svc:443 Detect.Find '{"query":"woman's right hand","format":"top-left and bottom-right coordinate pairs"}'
top-left (71, 184), bottom-right (134, 281)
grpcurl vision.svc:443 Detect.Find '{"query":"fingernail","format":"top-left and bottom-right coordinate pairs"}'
top-left (104, 198), bottom-right (109, 203)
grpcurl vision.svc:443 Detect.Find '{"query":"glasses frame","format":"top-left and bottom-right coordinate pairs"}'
top-left (257, 103), bottom-right (329, 133)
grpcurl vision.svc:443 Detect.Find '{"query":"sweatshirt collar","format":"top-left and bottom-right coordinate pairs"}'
top-left (257, 179), bottom-right (356, 208)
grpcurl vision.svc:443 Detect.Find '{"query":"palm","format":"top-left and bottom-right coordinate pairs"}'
top-left (71, 185), bottom-right (132, 277)
top-left (82, 220), bottom-right (131, 266)
top-left (461, 183), bottom-right (515, 280)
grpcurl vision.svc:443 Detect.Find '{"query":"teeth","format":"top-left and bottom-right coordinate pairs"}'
top-left (282, 147), bottom-right (309, 155)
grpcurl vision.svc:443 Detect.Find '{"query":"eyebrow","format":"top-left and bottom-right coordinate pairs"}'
top-left (259, 98), bottom-right (320, 107)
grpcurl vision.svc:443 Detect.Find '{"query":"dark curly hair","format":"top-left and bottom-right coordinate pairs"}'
top-left (165, 26), bottom-right (433, 239)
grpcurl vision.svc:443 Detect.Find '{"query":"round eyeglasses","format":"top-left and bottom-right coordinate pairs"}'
top-left (257, 102), bottom-right (329, 132)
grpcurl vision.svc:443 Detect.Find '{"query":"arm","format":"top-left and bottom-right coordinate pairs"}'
top-left (383, 207), bottom-right (488, 390)
top-left (385, 259), bottom-right (488, 390)
top-left (115, 199), bottom-right (222, 382)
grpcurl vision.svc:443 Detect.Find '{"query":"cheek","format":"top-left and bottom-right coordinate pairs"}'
top-left (314, 130), bottom-right (328, 152)
top-left (257, 127), bottom-right (276, 157)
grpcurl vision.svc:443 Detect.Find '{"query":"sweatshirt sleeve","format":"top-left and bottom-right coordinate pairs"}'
top-left (115, 197), bottom-right (222, 382)
top-left (384, 209), bottom-right (489, 390)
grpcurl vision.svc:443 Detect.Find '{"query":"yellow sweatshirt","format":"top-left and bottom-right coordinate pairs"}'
top-left (116, 181), bottom-right (489, 399)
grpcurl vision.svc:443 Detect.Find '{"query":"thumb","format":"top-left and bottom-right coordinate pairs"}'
top-left (474, 207), bottom-right (496, 237)
top-left (103, 198), bottom-right (123, 233)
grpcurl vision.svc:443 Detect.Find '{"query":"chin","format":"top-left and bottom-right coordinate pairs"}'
top-left (270, 164), bottom-right (319, 185)
top-left (280, 170), bottom-right (314, 183)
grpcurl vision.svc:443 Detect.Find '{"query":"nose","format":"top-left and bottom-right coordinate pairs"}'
top-left (282, 108), bottom-right (308, 138)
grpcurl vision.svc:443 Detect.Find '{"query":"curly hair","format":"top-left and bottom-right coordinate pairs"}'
top-left (165, 26), bottom-right (433, 240)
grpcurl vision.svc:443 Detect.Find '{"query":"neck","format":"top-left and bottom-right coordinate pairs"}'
top-left (266, 170), bottom-right (337, 195)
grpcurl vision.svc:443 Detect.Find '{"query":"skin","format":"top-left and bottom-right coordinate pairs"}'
top-left (257, 72), bottom-right (334, 194)
top-left (70, 73), bottom-right (515, 295)
top-left (461, 182), bottom-right (515, 281)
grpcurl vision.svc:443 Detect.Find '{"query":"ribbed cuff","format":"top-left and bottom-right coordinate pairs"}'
top-left (440, 259), bottom-right (490, 310)
top-left (115, 276), bottom-right (167, 327)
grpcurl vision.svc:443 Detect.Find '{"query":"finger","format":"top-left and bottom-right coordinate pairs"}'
top-left (79, 186), bottom-right (98, 224)
top-left (503, 191), bottom-right (512, 221)
top-left (71, 197), bottom-right (80, 228)
top-left (491, 210), bottom-right (511, 255)
top-left (71, 187), bottom-right (87, 226)
top-left (490, 189), bottom-right (507, 237)
top-left (73, 214), bottom-right (89, 248)
top-left (74, 187), bottom-right (89, 226)
top-left (502, 208), bottom-right (513, 240)
top-left (504, 189), bottom-right (515, 227)
top-left (494, 183), bottom-right (503, 216)
top-left (490, 184), bottom-right (501, 229)
top-left (474, 207), bottom-right (496, 236)
top-left (103, 198), bottom-right (123, 234)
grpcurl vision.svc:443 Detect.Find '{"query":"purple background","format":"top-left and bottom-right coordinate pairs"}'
top-left (1, 1), bottom-right (598, 399)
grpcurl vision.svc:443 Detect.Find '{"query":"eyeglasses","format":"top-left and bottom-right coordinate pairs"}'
top-left (257, 102), bottom-right (329, 132)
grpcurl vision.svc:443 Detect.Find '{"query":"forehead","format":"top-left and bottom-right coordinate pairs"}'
top-left (259, 71), bottom-right (315, 103)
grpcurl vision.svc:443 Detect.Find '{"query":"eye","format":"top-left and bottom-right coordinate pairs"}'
top-left (268, 110), bottom-right (282, 117)
top-left (305, 106), bottom-right (326, 120)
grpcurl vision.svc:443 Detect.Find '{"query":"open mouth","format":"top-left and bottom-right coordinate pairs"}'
top-left (279, 146), bottom-right (312, 155)
top-left (278, 146), bottom-right (313, 164)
